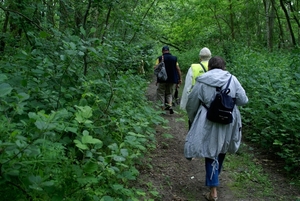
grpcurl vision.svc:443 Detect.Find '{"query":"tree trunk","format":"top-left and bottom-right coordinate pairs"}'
top-left (0, 11), bottom-right (9, 52)
top-left (270, 0), bottom-right (285, 48)
top-left (101, 4), bottom-right (113, 45)
top-left (229, 0), bottom-right (235, 40)
top-left (280, 0), bottom-right (296, 46)
top-left (264, 0), bottom-right (275, 51)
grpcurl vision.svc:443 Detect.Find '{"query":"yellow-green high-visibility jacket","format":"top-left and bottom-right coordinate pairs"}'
top-left (180, 61), bottom-right (208, 110)
top-left (191, 63), bottom-right (208, 85)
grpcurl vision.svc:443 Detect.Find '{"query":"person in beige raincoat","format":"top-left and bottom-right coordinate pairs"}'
top-left (184, 56), bottom-right (248, 201)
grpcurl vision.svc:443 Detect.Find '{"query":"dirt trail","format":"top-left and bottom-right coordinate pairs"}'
top-left (140, 77), bottom-right (237, 201)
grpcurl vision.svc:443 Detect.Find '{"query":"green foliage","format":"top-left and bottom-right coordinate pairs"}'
top-left (1, 0), bottom-right (300, 199)
top-left (227, 44), bottom-right (300, 173)
top-left (225, 144), bottom-right (274, 199)
top-left (0, 27), bottom-right (165, 200)
top-left (226, 143), bottom-right (300, 200)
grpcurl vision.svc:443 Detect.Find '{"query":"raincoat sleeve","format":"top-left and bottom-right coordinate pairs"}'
top-left (180, 67), bottom-right (193, 110)
top-left (233, 76), bottom-right (248, 106)
top-left (185, 82), bottom-right (201, 122)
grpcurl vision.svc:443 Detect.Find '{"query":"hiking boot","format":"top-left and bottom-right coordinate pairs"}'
top-left (169, 107), bottom-right (174, 114)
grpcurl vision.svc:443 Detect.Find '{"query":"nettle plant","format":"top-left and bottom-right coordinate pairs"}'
top-left (228, 45), bottom-right (300, 173)
top-left (0, 32), bottom-right (164, 200)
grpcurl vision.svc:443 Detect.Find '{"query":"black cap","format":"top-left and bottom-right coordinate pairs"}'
top-left (162, 46), bottom-right (169, 51)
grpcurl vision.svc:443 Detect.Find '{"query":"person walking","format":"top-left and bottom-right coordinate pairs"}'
top-left (184, 56), bottom-right (248, 201)
top-left (155, 46), bottom-right (182, 114)
top-left (180, 47), bottom-right (212, 128)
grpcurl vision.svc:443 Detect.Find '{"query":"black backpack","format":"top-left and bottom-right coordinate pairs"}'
top-left (203, 75), bottom-right (235, 124)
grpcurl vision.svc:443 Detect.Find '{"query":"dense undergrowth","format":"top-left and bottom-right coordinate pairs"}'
top-left (225, 44), bottom-right (300, 174)
top-left (0, 30), bottom-right (165, 200)
top-left (176, 43), bottom-right (300, 176)
top-left (0, 28), bottom-right (299, 200)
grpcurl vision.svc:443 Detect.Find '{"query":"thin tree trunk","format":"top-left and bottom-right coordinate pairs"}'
top-left (0, 11), bottom-right (9, 52)
top-left (264, 0), bottom-right (275, 51)
top-left (289, 1), bottom-right (300, 28)
top-left (210, 6), bottom-right (223, 40)
top-left (270, 0), bottom-right (285, 48)
top-left (280, 0), bottom-right (296, 46)
top-left (229, 0), bottom-right (235, 40)
top-left (82, 0), bottom-right (92, 76)
top-left (46, 0), bottom-right (55, 26)
top-left (129, 0), bottom-right (156, 44)
top-left (101, 5), bottom-right (113, 45)
top-left (59, 1), bottom-right (68, 31)
top-left (264, 0), bottom-right (270, 49)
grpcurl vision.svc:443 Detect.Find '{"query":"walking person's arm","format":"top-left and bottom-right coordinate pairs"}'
top-left (176, 63), bottom-right (182, 84)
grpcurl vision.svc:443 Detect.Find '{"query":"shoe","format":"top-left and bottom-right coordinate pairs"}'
top-left (169, 107), bottom-right (174, 114)
top-left (204, 192), bottom-right (218, 201)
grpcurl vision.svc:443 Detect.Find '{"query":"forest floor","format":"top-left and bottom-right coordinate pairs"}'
top-left (136, 76), bottom-right (300, 201)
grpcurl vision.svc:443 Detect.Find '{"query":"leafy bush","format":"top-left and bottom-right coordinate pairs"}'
top-left (0, 30), bottom-right (165, 200)
top-left (227, 44), bottom-right (300, 173)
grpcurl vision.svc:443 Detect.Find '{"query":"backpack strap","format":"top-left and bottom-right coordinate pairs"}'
top-left (223, 75), bottom-right (232, 94)
top-left (202, 75), bottom-right (232, 109)
top-left (199, 62), bottom-right (207, 73)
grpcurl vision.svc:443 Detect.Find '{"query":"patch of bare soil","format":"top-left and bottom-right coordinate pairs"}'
top-left (137, 76), bottom-right (300, 201)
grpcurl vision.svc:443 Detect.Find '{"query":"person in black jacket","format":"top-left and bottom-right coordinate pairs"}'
top-left (154, 46), bottom-right (182, 114)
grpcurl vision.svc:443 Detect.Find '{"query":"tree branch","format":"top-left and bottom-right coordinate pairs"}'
top-left (0, 5), bottom-right (43, 31)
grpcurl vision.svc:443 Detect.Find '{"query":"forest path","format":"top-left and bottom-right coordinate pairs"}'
top-left (137, 76), bottom-right (300, 201)
top-left (139, 76), bottom-right (237, 201)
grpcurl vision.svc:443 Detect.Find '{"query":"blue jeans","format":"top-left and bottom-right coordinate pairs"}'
top-left (205, 154), bottom-right (226, 187)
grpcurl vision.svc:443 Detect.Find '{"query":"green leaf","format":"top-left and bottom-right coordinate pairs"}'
top-left (120, 149), bottom-right (128, 157)
top-left (113, 155), bottom-right (126, 162)
top-left (74, 140), bottom-right (88, 150)
top-left (112, 184), bottom-right (123, 190)
top-left (65, 126), bottom-right (77, 134)
top-left (84, 161), bottom-right (98, 173)
top-left (6, 169), bottom-right (20, 176)
top-left (108, 143), bottom-right (118, 151)
top-left (0, 74), bottom-right (7, 82)
top-left (82, 134), bottom-right (102, 145)
top-left (77, 176), bottom-right (98, 184)
top-left (75, 106), bottom-right (93, 123)
top-left (0, 83), bottom-right (12, 97)
top-left (35, 120), bottom-right (48, 130)
top-left (100, 196), bottom-right (114, 201)
top-left (41, 180), bottom-right (55, 187)
top-left (70, 42), bottom-right (76, 50)
top-left (80, 27), bottom-right (86, 36)
top-left (83, 130), bottom-right (89, 135)
top-left (29, 185), bottom-right (43, 191)
top-left (273, 140), bottom-right (283, 146)
top-left (90, 27), bottom-right (96, 34)
top-left (128, 131), bottom-right (145, 137)
top-left (28, 175), bottom-right (42, 184)
top-left (39, 31), bottom-right (50, 38)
